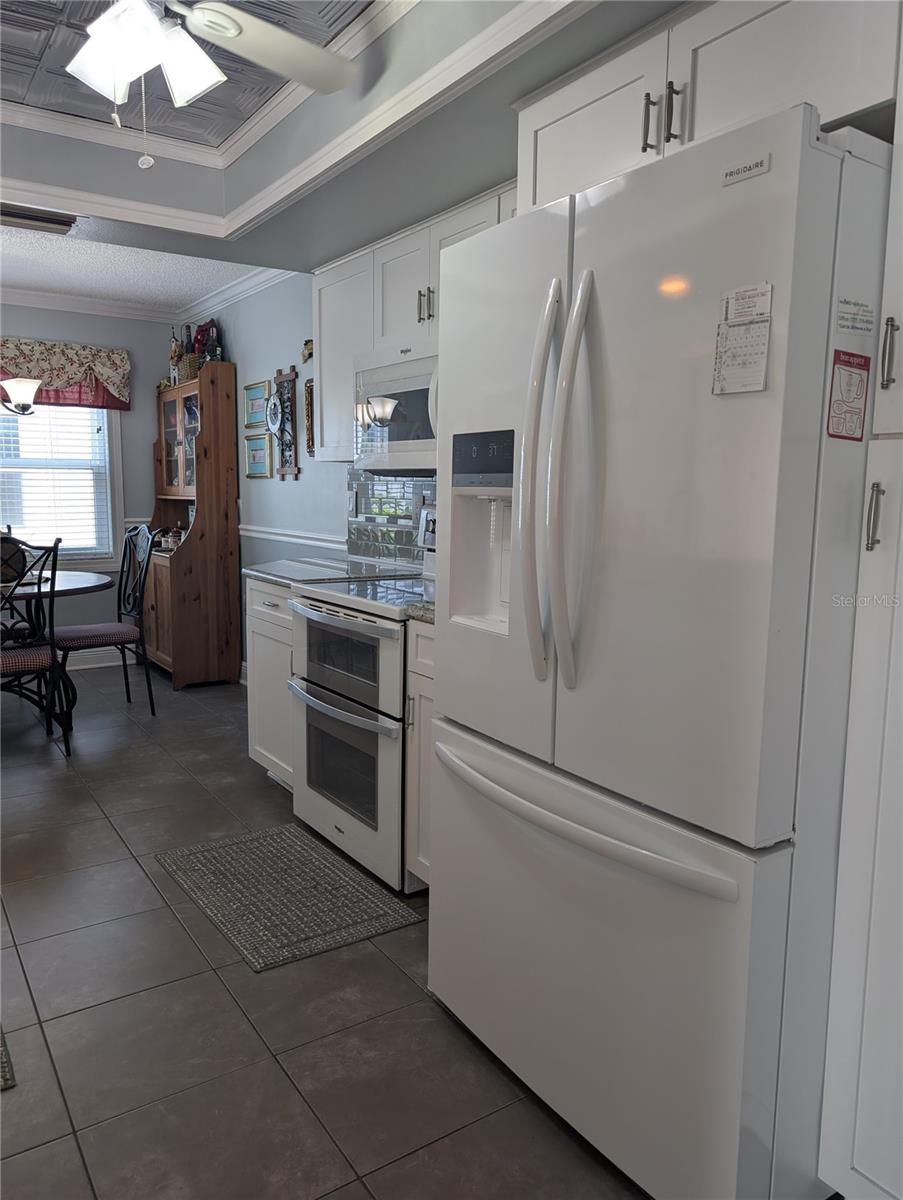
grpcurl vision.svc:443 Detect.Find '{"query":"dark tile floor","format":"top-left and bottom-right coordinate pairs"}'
top-left (1, 665), bottom-right (645, 1199)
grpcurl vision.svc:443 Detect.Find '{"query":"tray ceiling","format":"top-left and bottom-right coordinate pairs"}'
top-left (0, 0), bottom-right (370, 147)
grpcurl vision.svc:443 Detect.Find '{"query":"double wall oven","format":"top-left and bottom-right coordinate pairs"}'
top-left (288, 592), bottom-right (407, 888)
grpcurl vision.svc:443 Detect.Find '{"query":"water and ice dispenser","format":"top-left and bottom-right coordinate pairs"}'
top-left (449, 429), bottom-right (515, 635)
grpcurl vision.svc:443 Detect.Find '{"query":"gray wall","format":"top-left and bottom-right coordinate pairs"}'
top-left (205, 271), bottom-right (349, 573)
top-left (0, 302), bottom-right (168, 625)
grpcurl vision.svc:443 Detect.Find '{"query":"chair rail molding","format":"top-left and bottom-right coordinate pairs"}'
top-left (238, 524), bottom-right (346, 551)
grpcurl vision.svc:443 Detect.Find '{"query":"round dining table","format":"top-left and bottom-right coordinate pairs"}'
top-left (11, 571), bottom-right (114, 600)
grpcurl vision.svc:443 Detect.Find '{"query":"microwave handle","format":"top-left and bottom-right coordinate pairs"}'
top-left (288, 678), bottom-right (400, 738)
top-left (428, 369), bottom-right (438, 437)
top-left (287, 596), bottom-right (402, 640)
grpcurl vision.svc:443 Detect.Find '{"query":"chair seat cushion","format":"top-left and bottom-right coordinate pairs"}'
top-left (56, 623), bottom-right (140, 651)
top-left (1, 644), bottom-right (53, 674)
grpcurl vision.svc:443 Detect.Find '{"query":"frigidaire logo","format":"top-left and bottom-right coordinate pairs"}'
top-left (722, 153), bottom-right (771, 186)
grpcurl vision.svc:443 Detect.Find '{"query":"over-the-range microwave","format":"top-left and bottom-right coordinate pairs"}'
top-left (353, 345), bottom-right (437, 473)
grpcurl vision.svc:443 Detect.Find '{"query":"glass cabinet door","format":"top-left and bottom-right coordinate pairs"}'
top-left (162, 395), bottom-right (180, 492)
top-left (181, 391), bottom-right (200, 491)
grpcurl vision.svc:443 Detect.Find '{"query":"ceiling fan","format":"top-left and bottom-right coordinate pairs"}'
top-left (66, 0), bottom-right (357, 118)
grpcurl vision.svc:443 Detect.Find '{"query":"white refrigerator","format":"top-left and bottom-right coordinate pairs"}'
top-left (430, 106), bottom-right (890, 1200)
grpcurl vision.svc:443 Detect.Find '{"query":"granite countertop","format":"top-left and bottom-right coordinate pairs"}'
top-left (404, 601), bottom-right (435, 624)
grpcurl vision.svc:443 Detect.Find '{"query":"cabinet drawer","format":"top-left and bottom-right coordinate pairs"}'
top-left (407, 619), bottom-right (435, 679)
top-left (246, 580), bottom-right (292, 629)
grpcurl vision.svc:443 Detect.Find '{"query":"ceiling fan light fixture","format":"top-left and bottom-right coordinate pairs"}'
top-left (160, 24), bottom-right (227, 107)
top-left (66, 34), bottom-right (131, 105)
top-left (1, 378), bottom-right (42, 417)
top-left (85, 0), bottom-right (169, 84)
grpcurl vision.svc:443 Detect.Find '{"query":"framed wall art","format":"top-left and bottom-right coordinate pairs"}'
top-left (243, 380), bottom-right (270, 428)
top-left (244, 433), bottom-right (272, 478)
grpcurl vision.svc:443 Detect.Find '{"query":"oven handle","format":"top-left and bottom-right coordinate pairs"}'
top-left (287, 597), bottom-right (401, 640)
top-left (288, 678), bottom-right (400, 738)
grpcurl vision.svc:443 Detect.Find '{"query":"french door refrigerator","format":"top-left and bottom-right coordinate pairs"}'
top-left (430, 106), bottom-right (890, 1200)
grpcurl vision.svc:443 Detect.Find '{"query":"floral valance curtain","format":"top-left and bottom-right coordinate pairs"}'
top-left (0, 336), bottom-right (131, 411)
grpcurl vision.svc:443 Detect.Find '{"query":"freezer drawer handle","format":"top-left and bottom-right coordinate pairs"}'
top-left (880, 316), bottom-right (899, 389)
top-left (288, 678), bottom-right (400, 738)
top-left (435, 742), bottom-right (739, 902)
top-left (865, 481), bottom-right (886, 552)
top-left (520, 275), bottom-right (561, 682)
top-left (547, 269), bottom-right (593, 690)
top-left (664, 80), bottom-right (681, 144)
top-left (287, 597), bottom-right (401, 640)
top-left (640, 91), bottom-right (657, 153)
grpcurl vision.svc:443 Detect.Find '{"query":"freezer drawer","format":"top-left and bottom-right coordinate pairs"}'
top-left (428, 718), bottom-right (791, 1200)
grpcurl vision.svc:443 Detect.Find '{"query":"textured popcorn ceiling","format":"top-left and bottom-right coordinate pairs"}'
top-left (0, 225), bottom-right (267, 313)
top-left (0, 0), bottom-right (370, 147)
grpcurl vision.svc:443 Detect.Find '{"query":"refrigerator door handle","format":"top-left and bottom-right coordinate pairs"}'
top-left (428, 368), bottom-right (439, 438)
top-left (520, 276), bottom-right (561, 682)
top-left (547, 268), bottom-right (593, 690)
top-left (435, 742), bottom-right (740, 902)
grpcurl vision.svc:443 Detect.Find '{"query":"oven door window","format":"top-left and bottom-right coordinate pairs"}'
top-left (306, 623), bottom-right (380, 709)
top-left (306, 694), bottom-right (379, 831)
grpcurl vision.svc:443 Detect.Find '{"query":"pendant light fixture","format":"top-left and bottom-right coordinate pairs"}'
top-left (1, 379), bottom-right (42, 416)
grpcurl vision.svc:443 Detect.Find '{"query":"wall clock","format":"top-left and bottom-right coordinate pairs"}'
top-left (270, 366), bottom-right (301, 480)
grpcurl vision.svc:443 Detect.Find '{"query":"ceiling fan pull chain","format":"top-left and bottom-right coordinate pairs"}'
top-left (138, 75), bottom-right (155, 170)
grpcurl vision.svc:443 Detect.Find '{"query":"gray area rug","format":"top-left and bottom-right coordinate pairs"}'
top-left (1, 1029), bottom-right (15, 1090)
top-left (157, 823), bottom-right (422, 971)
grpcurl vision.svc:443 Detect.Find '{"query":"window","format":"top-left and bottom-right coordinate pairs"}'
top-left (0, 405), bottom-right (121, 564)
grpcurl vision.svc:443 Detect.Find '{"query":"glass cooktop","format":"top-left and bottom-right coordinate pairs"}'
top-left (294, 575), bottom-right (435, 619)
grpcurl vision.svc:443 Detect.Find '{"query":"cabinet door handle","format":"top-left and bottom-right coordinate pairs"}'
top-left (641, 91), bottom-right (657, 153)
top-left (426, 286), bottom-right (435, 321)
top-left (664, 80), bottom-right (681, 144)
top-left (405, 694), bottom-right (414, 728)
top-left (261, 600), bottom-right (279, 608)
top-left (417, 289), bottom-right (426, 323)
top-left (865, 481), bottom-right (886, 551)
top-left (880, 316), bottom-right (899, 389)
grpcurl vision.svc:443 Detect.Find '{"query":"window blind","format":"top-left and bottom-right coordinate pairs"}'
top-left (0, 406), bottom-right (114, 560)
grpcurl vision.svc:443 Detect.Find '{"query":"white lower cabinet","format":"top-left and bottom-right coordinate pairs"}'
top-left (820, 437), bottom-right (903, 1200)
top-left (246, 585), bottom-right (293, 787)
top-left (405, 619), bottom-right (434, 887)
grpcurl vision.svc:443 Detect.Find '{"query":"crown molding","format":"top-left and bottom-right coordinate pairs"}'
top-left (0, 285), bottom-right (176, 323)
top-left (0, 103), bottom-right (224, 167)
top-left (0, 176), bottom-right (226, 236)
top-left (0, 1), bottom-right (419, 172)
top-left (176, 267), bottom-right (298, 322)
top-left (217, 0), bottom-right (420, 167)
top-left (222, 0), bottom-right (586, 237)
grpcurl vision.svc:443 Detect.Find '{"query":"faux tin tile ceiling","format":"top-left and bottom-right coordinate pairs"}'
top-left (0, 1), bottom-right (370, 147)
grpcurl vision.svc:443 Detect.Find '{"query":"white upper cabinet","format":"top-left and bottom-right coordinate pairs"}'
top-left (874, 51), bottom-right (903, 434)
top-left (373, 228), bottom-right (430, 355)
top-left (313, 250), bottom-right (373, 462)
top-left (427, 196), bottom-right (499, 331)
top-left (668, 1), bottom-right (901, 149)
top-left (517, 32), bottom-right (668, 212)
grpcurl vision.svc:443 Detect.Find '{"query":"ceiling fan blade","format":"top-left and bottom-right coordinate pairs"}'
top-left (182, 2), bottom-right (357, 93)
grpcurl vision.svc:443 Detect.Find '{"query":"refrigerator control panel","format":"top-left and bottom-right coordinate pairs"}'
top-left (452, 429), bottom-right (515, 488)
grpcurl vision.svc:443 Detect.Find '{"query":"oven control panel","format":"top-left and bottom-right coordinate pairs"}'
top-left (452, 429), bottom-right (515, 488)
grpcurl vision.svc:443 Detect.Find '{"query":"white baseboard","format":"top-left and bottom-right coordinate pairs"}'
top-left (65, 648), bottom-right (124, 670)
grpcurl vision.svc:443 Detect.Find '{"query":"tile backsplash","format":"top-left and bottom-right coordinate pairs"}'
top-left (347, 470), bottom-right (436, 563)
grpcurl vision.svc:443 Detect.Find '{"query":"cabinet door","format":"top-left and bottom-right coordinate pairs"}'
top-left (160, 392), bottom-right (181, 494)
top-left (180, 387), bottom-right (200, 495)
top-left (404, 669), bottom-right (434, 885)
top-left (247, 617), bottom-right (293, 786)
top-left (820, 438), bottom-right (903, 1200)
top-left (373, 228), bottom-right (430, 353)
top-left (152, 555), bottom-right (173, 671)
top-left (516, 31), bottom-right (668, 212)
top-left (667, 1), bottom-right (901, 151)
top-left (143, 557), bottom-right (158, 660)
top-left (874, 65), bottom-right (903, 434)
top-left (427, 196), bottom-right (499, 332)
top-left (313, 251), bottom-right (373, 461)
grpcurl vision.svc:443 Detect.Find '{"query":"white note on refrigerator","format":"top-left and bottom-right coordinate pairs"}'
top-left (713, 282), bottom-right (772, 395)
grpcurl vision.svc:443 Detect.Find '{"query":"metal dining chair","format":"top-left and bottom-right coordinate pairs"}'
top-left (1, 534), bottom-right (73, 754)
top-left (55, 525), bottom-right (159, 716)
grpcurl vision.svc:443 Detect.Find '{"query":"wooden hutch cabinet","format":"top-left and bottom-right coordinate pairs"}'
top-left (145, 362), bottom-right (240, 688)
